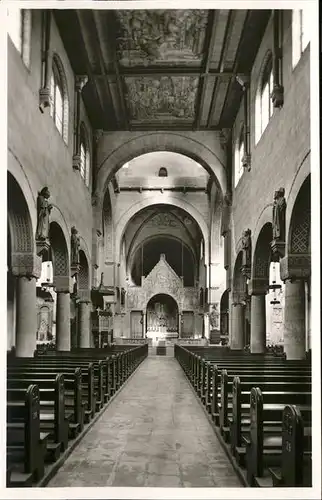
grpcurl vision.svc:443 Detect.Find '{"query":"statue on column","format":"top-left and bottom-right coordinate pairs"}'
top-left (209, 303), bottom-right (219, 330)
top-left (272, 188), bottom-right (286, 241)
top-left (71, 226), bottom-right (80, 265)
top-left (36, 187), bottom-right (52, 240)
top-left (241, 228), bottom-right (251, 269)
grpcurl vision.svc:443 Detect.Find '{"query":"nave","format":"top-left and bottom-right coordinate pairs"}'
top-left (47, 356), bottom-right (242, 488)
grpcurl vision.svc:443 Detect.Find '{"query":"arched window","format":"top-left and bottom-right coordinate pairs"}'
top-left (158, 167), bottom-right (168, 177)
top-left (234, 124), bottom-right (245, 187)
top-left (7, 8), bottom-right (31, 67)
top-left (80, 124), bottom-right (90, 186)
top-left (255, 54), bottom-right (273, 143)
top-left (292, 9), bottom-right (310, 68)
top-left (50, 55), bottom-right (69, 144)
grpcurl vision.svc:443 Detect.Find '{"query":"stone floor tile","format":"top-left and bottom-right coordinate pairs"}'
top-left (47, 357), bottom-right (242, 488)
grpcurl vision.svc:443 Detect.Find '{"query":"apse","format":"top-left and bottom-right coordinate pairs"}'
top-left (131, 236), bottom-right (195, 286)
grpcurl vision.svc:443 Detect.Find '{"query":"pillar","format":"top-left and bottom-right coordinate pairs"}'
top-left (250, 294), bottom-right (266, 353)
top-left (284, 280), bottom-right (306, 360)
top-left (178, 313), bottom-right (182, 338)
top-left (204, 313), bottom-right (210, 340)
top-left (15, 276), bottom-right (37, 357)
top-left (305, 280), bottom-right (311, 351)
top-left (230, 302), bottom-right (245, 350)
top-left (56, 291), bottom-right (71, 351)
top-left (142, 311), bottom-right (146, 338)
top-left (78, 301), bottom-right (90, 347)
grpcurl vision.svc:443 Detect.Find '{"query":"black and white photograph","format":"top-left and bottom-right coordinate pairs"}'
top-left (1, 0), bottom-right (320, 498)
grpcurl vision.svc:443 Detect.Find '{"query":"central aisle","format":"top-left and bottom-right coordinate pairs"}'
top-left (48, 357), bottom-right (242, 488)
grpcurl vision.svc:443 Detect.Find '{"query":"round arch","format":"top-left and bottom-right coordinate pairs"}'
top-left (252, 222), bottom-right (273, 290)
top-left (94, 132), bottom-right (226, 222)
top-left (7, 172), bottom-right (34, 257)
top-left (49, 222), bottom-right (69, 283)
top-left (114, 196), bottom-right (210, 265)
top-left (145, 292), bottom-right (180, 314)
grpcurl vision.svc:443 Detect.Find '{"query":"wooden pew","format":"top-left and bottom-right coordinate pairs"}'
top-left (245, 388), bottom-right (311, 487)
top-left (7, 374), bottom-right (69, 456)
top-left (7, 384), bottom-right (48, 487)
top-left (8, 361), bottom-right (95, 422)
top-left (230, 376), bottom-right (311, 454)
top-left (269, 404), bottom-right (312, 487)
top-left (7, 368), bottom-right (84, 433)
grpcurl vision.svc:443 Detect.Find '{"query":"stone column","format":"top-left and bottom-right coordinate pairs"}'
top-left (56, 291), bottom-right (71, 351)
top-left (15, 276), bottom-right (38, 357)
top-left (250, 294), bottom-right (266, 353)
top-left (230, 302), bottom-right (245, 350)
top-left (284, 279), bottom-right (306, 360)
top-left (178, 313), bottom-right (182, 339)
top-left (203, 313), bottom-right (210, 340)
top-left (12, 253), bottom-right (42, 357)
top-left (142, 311), bottom-right (146, 338)
top-left (305, 280), bottom-right (311, 351)
top-left (78, 301), bottom-right (91, 347)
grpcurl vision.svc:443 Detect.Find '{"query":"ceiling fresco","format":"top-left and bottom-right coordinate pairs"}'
top-left (124, 76), bottom-right (199, 122)
top-left (55, 9), bottom-right (271, 130)
top-left (115, 10), bottom-right (209, 66)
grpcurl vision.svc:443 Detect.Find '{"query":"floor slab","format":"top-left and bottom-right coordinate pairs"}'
top-left (47, 357), bottom-right (242, 488)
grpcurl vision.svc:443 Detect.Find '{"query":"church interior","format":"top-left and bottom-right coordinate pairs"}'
top-left (5, 4), bottom-right (320, 494)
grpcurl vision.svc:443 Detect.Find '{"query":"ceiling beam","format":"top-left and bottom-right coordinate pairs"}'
top-left (217, 11), bottom-right (251, 127)
top-left (74, 11), bottom-right (109, 130)
top-left (195, 11), bottom-right (218, 129)
top-left (93, 69), bottom-right (237, 78)
top-left (90, 11), bottom-right (118, 127)
top-left (207, 10), bottom-right (234, 128)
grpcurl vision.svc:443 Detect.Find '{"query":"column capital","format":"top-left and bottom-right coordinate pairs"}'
top-left (53, 276), bottom-right (73, 293)
top-left (78, 289), bottom-right (91, 303)
top-left (11, 252), bottom-right (42, 279)
top-left (75, 75), bottom-right (88, 92)
top-left (280, 254), bottom-right (311, 281)
top-left (248, 278), bottom-right (267, 296)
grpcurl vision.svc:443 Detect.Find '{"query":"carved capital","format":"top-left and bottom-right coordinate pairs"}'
top-left (36, 238), bottom-right (50, 258)
top-left (73, 153), bottom-right (81, 171)
top-left (271, 83), bottom-right (284, 108)
top-left (271, 239), bottom-right (286, 261)
top-left (232, 290), bottom-right (248, 305)
top-left (71, 263), bottom-right (81, 277)
top-left (75, 75), bottom-right (88, 92)
top-left (11, 252), bottom-right (42, 279)
top-left (53, 275), bottom-right (73, 293)
top-left (94, 129), bottom-right (104, 143)
top-left (242, 153), bottom-right (251, 172)
top-left (248, 278), bottom-right (267, 296)
top-left (280, 254), bottom-right (311, 281)
top-left (78, 289), bottom-right (91, 302)
top-left (39, 87), bottom-right (51, 113)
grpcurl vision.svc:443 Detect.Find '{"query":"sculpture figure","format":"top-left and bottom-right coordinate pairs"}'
top-left (36, 187), bottom-right (52, 240)
top-left (272, 188), bottom-right (286, 241)
top-left (71, 226), bottom-right (80, 265)
top-left (241, 228), bottom-right (251, 268)
top-left (209, 304), bottom-right (219, 329)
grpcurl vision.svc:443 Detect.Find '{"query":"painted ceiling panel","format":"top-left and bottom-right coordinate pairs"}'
top-left (124, 76), bottom-right (199, 122)
top-left (115, 10), bottom-right (209, 67)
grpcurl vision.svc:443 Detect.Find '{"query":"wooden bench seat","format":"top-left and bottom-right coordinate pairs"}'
top-left (7, 369), bottom-right (84, 433)
top-left (6, 384), bottom-right (48, 486)
top-left (7, 376), bottom-right (68, 460)
top-left (244, 388), bottom-right (312, 487)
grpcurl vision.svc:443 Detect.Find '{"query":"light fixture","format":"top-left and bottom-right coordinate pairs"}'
top-left (269, 262), bottom-right (281, 305)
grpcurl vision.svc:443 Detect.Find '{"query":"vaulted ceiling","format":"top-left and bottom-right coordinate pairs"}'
top-left (54, 9), bottom-right (270, 131)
